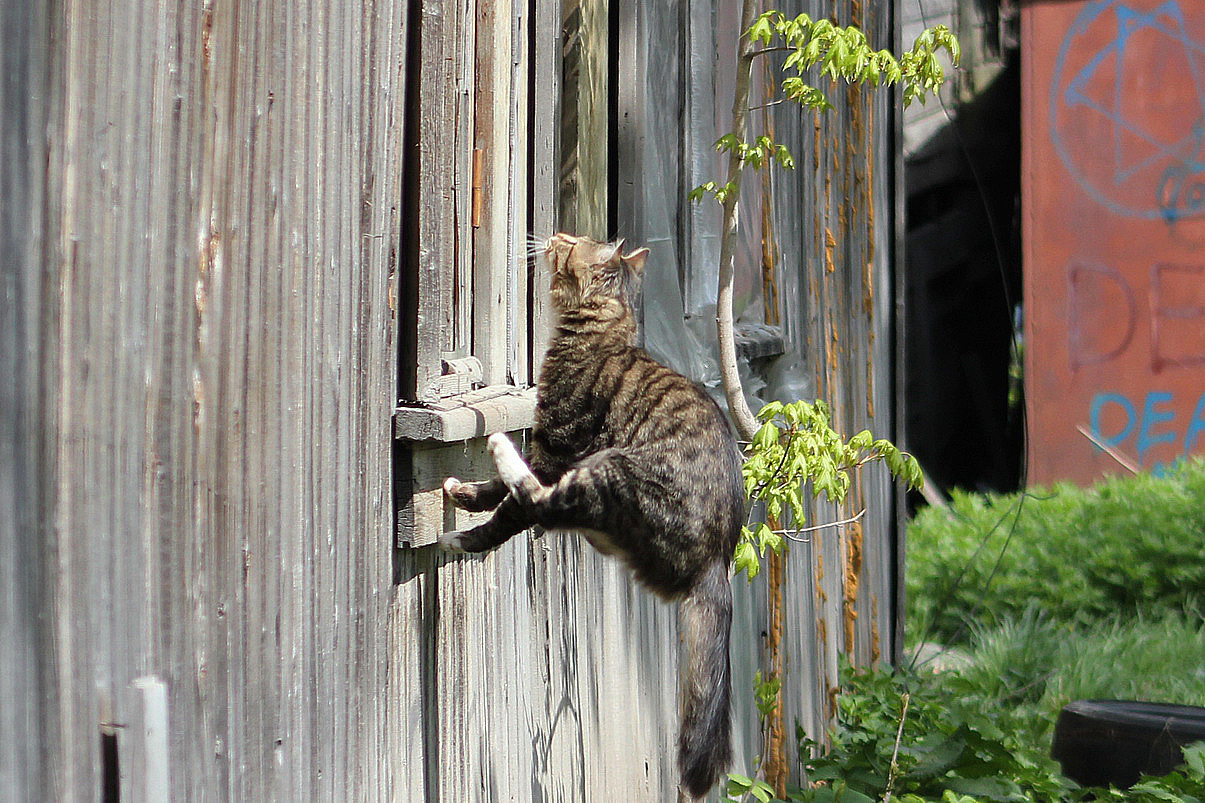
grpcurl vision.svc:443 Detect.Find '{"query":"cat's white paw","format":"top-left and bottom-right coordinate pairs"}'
top-left (488, 433), bottom-right (534, 490)
top-left (438, 530), bottom-right (468, 552)
top-left (443, 477), bottom-right (462, 496)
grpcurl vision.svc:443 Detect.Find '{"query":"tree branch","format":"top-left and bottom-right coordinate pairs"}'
top-left (882, 692), bottom-right (911, 803)
top-left (716, 0), bottom-right (761, 442)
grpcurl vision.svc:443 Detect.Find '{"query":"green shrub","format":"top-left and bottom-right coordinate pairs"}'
top-left (906, 459), bottom-right (1205, 646)
top-left (723, 658), bottom-right (1205, 803)
top-left (786, 660), bottom-right (1072, 802)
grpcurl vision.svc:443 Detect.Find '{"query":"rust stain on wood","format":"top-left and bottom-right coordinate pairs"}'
top-left (829, 321), bottom-right (839, 373)
top-left (870, 594), bottom-right (881, 664)
top-left (763, 545), bottom-right (787, 797)
top-left (842, 520), bottom-right (863, 654)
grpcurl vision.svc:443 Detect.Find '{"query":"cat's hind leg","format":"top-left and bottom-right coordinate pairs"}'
top-left (490, 440), bottom-right (628, 535)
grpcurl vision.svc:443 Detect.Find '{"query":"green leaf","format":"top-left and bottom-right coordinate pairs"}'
top-left (803, 38), bottom-right (821, 65)
top-left (754, 421), bottom-right (780, 450)
top-left (714, 133), bottom-right (742, 152)
top-left (1183, 742), bottom-right (1205, 778)
top-left (725, 774), bottom-right (755, 795)
top-left (1128, 784), bottom-right (1189, 803)
top-left (734, 540), bottom-right (760, 580)
top-left (758, 400), bottom-right (785, 421)
top-left (943, 775), bottom-right (1020, 801)
top-left (748, 16), bottom-right (773, 46)
top-left (687, 183), bottom-right (712, 203)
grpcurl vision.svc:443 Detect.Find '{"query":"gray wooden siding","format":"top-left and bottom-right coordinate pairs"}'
top-left (3, 0), bottom-right (904, 801)
top-left (398, 0), bottom-right (906, 797)
top-left (2, 0), bottom-right (403, 799)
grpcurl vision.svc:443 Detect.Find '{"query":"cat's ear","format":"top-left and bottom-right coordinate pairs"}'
top-left (621, 247), bottom-right (649, 273)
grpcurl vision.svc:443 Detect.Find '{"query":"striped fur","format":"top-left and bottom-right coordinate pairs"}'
top-left (441, 233), bottom-right (744, 798)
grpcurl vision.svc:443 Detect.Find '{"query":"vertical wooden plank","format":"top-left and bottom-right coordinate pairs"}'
top-left (509, 0), bottom-right (531, 385)
top-left (0, 1), bottom-right (51, 797)
top-left (614, 0), bottom-right (641, 238)
top-left (474, 0), bottom-right (513, 386)
top-left (453, 0), bottom-right (476, 361)
top-left (359, 0), bottom-right (409, 797)
top-left (883, 0), bottom-right (909, 667)
top-left (387, 572), bottom-right (429, 803)
top-left (560, 0), bottom-right (611, 240)
top-left (21, 0), bottom-right (404, 798)
top-left (415, 0), bottom-right (459, 399)
top-left (435, 553), bottom-right (487, 801)
top-left (529, 0), bottom-right (560, 375)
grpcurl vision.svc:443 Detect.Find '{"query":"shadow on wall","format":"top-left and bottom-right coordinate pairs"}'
top-left (904, 55), bottom-right (1023, 496)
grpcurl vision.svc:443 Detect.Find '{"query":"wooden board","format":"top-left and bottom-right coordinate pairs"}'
top-left (2, 1), bottom-right (405, 797)
top-left (3, 0), bottom-right (904, 798)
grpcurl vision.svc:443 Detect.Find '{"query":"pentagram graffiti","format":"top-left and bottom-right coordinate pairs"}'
top-left (1050, 0), bottom-right (1205, 222)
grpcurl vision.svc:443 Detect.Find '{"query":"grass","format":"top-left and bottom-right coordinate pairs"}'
top-left (905, 458), bottom-right (1205, 647)
top-left (766, 462), bottom-right (1205, 802)
top-left (944, 604), bottom-right (1205, 716)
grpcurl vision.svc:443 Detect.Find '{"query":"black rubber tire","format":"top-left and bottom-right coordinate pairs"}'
top-left (1052, 700), bottom-right (1205, 788)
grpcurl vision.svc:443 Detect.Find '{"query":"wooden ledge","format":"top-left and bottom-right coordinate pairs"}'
top-left (395, 385), bottom-right (537, 442)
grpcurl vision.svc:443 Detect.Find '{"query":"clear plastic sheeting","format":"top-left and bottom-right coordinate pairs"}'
top-left (628, 0), bottom-right (812, 411)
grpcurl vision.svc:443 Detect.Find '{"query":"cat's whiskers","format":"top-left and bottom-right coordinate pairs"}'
top-left (526, 234), bottom-right (551, 259)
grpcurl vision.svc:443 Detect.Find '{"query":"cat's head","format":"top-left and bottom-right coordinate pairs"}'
top-left (542, 233), bottom-right (649, 320)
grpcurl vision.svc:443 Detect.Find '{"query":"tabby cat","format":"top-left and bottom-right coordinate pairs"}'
top-left (440, 232), bottom-right (744, 800)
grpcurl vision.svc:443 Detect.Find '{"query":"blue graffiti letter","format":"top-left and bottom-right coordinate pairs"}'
top-left (1137, 391), bottom-right (1176, 462)
top-left (1090, 393), bottom-right (1136, 450)
top-left (1185, 392), bottom-right (1205, 453)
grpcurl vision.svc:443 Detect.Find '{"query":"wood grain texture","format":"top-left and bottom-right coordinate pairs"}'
top-left (473, 0), bottom-right (515, 386)
top-left (0, 1), bottom-right (52, 799)
top-left (3, 0), bottom-right (403, 798)
top-left (5, 0), bottom-right (903, 799)
top-left (416, 0), bottom-right (461, 399)
top-left (529, 0), bottom-right (560, 374)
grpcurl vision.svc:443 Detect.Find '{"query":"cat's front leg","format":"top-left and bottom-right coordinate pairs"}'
top-left (443, 477), bottom-right (508, 512)
top-left (437, 433), bottom-right (546, 554)
top-left (438, 494), bottom-right (533, 553)
top-left (487, 432), bottom-right (547, 504)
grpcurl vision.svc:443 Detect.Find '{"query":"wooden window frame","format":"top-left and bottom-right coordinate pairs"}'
top-left (396, 0), bottom-right (560, 547)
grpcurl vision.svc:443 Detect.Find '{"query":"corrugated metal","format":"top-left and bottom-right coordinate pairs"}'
top-left (1023, 0), bottom-right (1205, 484)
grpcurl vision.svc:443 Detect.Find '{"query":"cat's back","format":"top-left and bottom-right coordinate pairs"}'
top-left (539, 337), bottom-right (742, 507)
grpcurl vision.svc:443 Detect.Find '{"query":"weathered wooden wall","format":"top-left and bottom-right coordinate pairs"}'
top-left (398, 0), bottom-right (906, 798)
top-left (612, 0), bottom-right (904, 776)
top-left (3, 0), bottom-right (904, 800)
top-left (1, 0), bottom-right (404, 799)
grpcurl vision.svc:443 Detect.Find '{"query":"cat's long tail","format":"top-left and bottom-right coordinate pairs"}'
top-left (678, 557), bottom-right (733, 800)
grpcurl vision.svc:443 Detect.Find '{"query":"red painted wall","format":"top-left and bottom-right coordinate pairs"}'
top-left (1023, 0), bottom-right (1205, 485)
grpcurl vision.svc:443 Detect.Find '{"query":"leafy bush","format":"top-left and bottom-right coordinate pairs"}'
top-left (788, 660), bottom-right (1072, 802)
top-left (906, 459), bottom-right (1205, 645)
top-left (725, 657), bottom-right (1205, 803)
